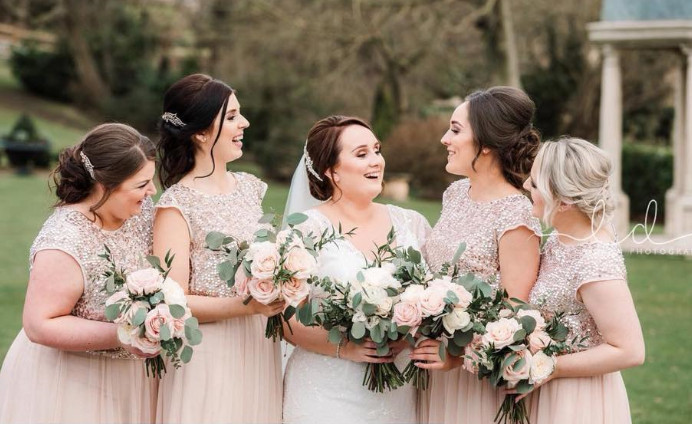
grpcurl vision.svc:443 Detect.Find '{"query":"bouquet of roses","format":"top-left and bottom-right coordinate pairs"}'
top-left (298, 229), bottom-right (431, 392)
top-left (206, 212), bottom-right (347, 341)
top-left (101, 246), bottom-right (202, 379)
top-left (468, 299), bottom-right (571, 424)
top-left (399, 243), bottom-right (496, 390)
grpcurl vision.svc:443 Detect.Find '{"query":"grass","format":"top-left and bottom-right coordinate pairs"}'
top-left (0, 172), bottom-right (690, 423)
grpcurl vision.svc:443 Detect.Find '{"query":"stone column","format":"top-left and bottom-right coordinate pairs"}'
top-left (679, 45), bottom-right (692, 234)
top-left (599, 44), bottom-right (629, 237)
top-left (665, 51), bottom-right (686, 235)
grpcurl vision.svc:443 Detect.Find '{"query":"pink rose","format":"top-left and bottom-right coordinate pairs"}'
top-left (502, 349), bottom-right (532, 388)
top-left (283, 247), bottom-right (317, 280)
top-left (282, 278), bottom-right (310, 307)
top-left (247, 242), bottom-right (280, 280)
top-left (144, 304), bottom-right (175, 341)
top-left (172, 308), bottom-right (192, 338)
top-left (234, 267), bottom-right (251, 298)
top-left (129, 331), bottom-right (161, 356)
top-left (126, 268), bottom-right (164, 296)
top-left (517, 309), bottom-right (547, 331)
top-left (419, 287), bottom-right (447, 317)
top-left (392, 301), bottom-right (422, 332)
top-left (463, 334), bottom-right (484, 374)
top-left (483, 317), bottom-right (522, 349)
top-left (248, 279), bottom-right (281, 305)
top-left (527, 330), bottom-right (552, 354)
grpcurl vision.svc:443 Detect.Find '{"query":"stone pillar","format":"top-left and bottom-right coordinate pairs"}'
top-left (599, 44), bottom-right (629, 237)
top-left (665, 52), bottom-right (686, 235)
top-left (678, 45), bottom-right (692, 234)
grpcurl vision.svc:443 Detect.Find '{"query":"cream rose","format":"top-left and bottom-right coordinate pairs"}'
top-left (442, 307), bottom-right (471, 333)
top-left (126, 268), bottom-right (164, 296)
top-left (129, 331), bottom-right (161, 356)
top-left (400, 285), bottom-right (424, 303)
top-left (419, 287), bottom-right (447, 317)
top-left (483, 317), bottom-right (522, 349)
top-left (248, 279), bottom-right (281, 305)
top-left (363, 286), bottom-right (393, 317)
top-left (144, 304), bottom-right (176, 341)
top-left (502, 349), bottom-right (532, 388)
top-left (247, 242), bottom-right (280, 280)
top-left (499, 308), bottom-right (513, 318)
top-left (283, 247), bottom-right (317, 280)
top-left (282, 278), bottom-right (310, 307)
top-left (161, 277), bottom-right (187, 306)
top-left (528, 330), bottom-right (552, 354)
top-left (529, 351), bottom-right (556, 384)
top-left (392, 301), bottom-right (422, 331)
top-left (517, 309), bottom-right (547, 331)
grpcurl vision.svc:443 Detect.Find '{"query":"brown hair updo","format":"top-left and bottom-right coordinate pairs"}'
top-left (157, 73), bottom-right (234, 189)
top-left (466, 86), bottom-right (541, 190)
top-left (304, 115), bottom-right (373, 201)
top-left (52, 123), bottom-right (155, 212)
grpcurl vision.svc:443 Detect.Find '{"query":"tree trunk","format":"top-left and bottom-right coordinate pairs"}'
top-left (500, 0), bottom-right (521, 88)
top-left (61, 0), bottom-right (109, 107)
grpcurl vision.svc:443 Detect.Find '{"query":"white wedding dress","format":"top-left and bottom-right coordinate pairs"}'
top-left (282, 205), bottom-right (431, 424)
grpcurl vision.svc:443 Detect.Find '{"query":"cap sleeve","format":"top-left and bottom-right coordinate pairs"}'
top-left (155, 186), bottom-right (193, 238)
top-left (236, 172), bottom-right (268, 203)
top-left (574, 243), bottom-right (627, 301)
top-left (496, 196), bottom-right (542, 241)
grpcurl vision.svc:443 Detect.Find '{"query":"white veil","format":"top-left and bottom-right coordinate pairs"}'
top-left (282, 154), bottom-right (323, 227)
top-left (281, 153), bottom-right (323, 372)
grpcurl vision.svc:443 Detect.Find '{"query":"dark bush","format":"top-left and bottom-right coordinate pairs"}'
top-left (622, 142), bottom-right (672, 221)
top-left (383, 115), bottom-right (453, 199)
top-left (10, 41), bottom-right (75, 102)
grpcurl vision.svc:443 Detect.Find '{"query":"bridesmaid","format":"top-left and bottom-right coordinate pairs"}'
top-left (0, 123), bottom-right (158, 423)
top-left (410, 86), bottom-right (542, 423)
top-left (516, 137), bottom-right (644, 423)
top-left (153, 73), bottom-right (283, 423)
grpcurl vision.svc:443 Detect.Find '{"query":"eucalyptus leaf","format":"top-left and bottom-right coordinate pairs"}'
top-left (286, 213), bottom-right (308, 226)
top-left (159, 325), bottom-right (171, 341)
top-left (169, 304), bottom-right (186, 319)
top-left (452, 242), bottom-right (467, 264)
top-left (205, 231), bottom-right (228, 249)
top-left (131, 308), bottom-right (147, 327)
top-left (180, 345), bottom-right (193, 363)
top-left (376, 344), bottom-right (390, 356)
top-left (351, 322), bottom-right (366, 339)
top-left (328, 327), bottom-right (342, 344)
top-left (105, 303), bottom-right (121, 321)
top-left (519, 315), bottom-right (536, 334)
top-left (217, 260), bottom-right (236, 283)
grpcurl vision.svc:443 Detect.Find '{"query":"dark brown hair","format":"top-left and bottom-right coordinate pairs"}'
top-left (157, 73), bottom-right (235, 189)
top-left (305, 115), bottom-right (373, 201)
top-left (466, 86), bottom-right (541, 190)
top-left (52, 123), bottom-right (155, 213)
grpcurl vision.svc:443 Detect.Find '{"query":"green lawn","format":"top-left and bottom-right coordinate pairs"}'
top-left (0, 171), bottom-right (690, 423)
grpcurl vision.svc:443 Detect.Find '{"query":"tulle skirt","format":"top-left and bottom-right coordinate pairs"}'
top-left (0, 329), bottom-right (157, 423)
top-left (156, 315), bottom-right (282, 423)
top-left (528, 372), bottom-right (631, 424)
top-left (426, 367), bottom-right (502, 424)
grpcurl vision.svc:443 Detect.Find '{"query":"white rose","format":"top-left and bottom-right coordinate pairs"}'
top-left (352, 310), bottom-right (367, 323)
top-left (499, 308), bottom-right (513, 318)
top-left (126, 268), bottom-right (164, 296)
top-left (283, 246), bottom-right (317, 280)
top-left (365, 315), bottom-right (381, 330)
top-left (363, 286), bottom-right (393, 317)
top-left (483, 317), bottom-right (522, 349)
top-left (161, 278), bottom-right (187, 306)
top-left (517, 309), bottom-right (547, 331)
top-left (442, 307), bottom-right (471, 333)
top-left (117, 323), bottom-right (134, 345)
top-left (529, 351), bottom-right (556, 384)
top-left (400, 284), bottom-right (424, 303)
top-left (247, 241), bottom-right (280, 280)
top-left (527, 330), bottom-right (552, 354)
top-left (502, 349), bottom-right (532, 388)
top-left (361, 267), bottom-right (400, 290)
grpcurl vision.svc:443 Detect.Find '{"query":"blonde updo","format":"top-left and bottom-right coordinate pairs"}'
top-left (534, 137), bottom-right (615, 227)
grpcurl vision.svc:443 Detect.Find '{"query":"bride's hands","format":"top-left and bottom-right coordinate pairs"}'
top-left (247, 298), bottom-right (286, 317)
top-left (341, 340), bottom-right (395, 364)
top-left (388, 338), bottom-right (410, 357)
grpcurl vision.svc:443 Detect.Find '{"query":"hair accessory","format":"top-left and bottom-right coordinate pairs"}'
top-left (80, 151), bottom-right (95, 179)
top-left (162, 112), bottom-right (186, 128)
top-left (304, 140), bottom-right (323, 182)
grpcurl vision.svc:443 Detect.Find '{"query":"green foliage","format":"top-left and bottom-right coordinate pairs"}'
top-left (9, 41), bottom-right (75, 102)
top-left (622, 143), bottom-right (673, 220)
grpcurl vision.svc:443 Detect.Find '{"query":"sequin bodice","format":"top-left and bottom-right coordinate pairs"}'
top-left (423, 179), bottom-right (541, 288)
top-left (30, 198), bottom-right (154, 321)
top-left (529, 232), bottom-right (627, 351)
top-left (155, 172), bottom-right (267, 298)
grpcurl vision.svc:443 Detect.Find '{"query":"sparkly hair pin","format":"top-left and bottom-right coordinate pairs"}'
top-left (162, 112), bottom-right (186, 128)
top-left (80, 151), bottom-right (95, 179)
top-left (304, 140), bottom-right (323, 182)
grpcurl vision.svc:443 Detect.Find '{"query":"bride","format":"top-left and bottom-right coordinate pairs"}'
top-left (282, 115), bottom-right (431, 423)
